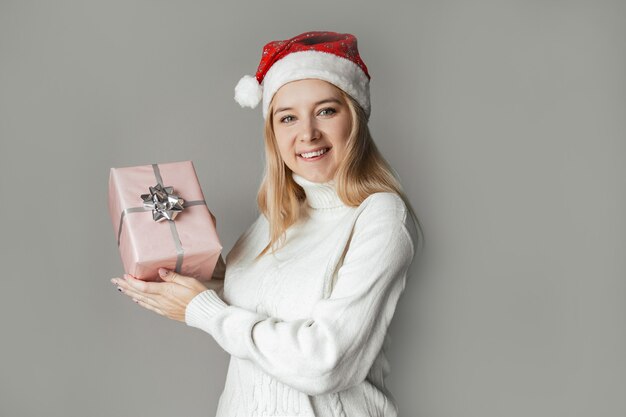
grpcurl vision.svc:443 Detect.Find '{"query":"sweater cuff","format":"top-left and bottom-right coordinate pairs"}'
top-left (185, 289), bottom-right (229, 331)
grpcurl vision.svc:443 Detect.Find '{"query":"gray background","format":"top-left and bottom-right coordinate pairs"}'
top-left (0, 1), bottom-right (624, 416)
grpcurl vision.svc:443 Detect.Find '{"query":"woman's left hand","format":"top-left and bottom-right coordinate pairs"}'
top-left (110, 268), bottom-right (208, 322)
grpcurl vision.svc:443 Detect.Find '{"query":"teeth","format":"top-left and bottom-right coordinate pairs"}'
top-left (300, 148), bottom-right (329, 158)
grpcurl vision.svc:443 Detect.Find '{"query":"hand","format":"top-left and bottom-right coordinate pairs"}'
top-left (110, 268), bottom-right (209, 322)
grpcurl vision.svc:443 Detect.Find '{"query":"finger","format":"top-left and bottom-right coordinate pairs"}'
top-left (158, 269), bottom-right (198, 288)
top-left (135, 298), bottom-right (166, 317)
top-left (112, 279), bottom-right (170, 317)
top-left (119, 286), bottom-right (160, 308)
top-left (113, 277), bottom-right (140, 295)
top-left (123, 274), bottom-right (164, 294)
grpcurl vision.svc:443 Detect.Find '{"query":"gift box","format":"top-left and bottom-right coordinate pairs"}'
top-left (108, 160), bottom-right (222, 281)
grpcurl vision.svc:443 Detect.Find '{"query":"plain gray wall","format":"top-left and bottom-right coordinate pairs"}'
top-left (1, 1), bottom-right (624, 416)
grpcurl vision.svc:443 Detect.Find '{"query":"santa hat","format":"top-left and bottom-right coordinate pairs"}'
top-left (234, 31), bottom-right (371, 121)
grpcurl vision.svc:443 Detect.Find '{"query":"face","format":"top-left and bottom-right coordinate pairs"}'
top-left (271, 78), bottom-right (352, 183)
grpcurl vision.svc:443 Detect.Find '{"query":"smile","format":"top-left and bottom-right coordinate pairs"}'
top-left (298, 147), bottom-right (331, 160)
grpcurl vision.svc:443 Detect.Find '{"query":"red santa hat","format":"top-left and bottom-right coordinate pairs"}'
top-left (234, 31), bottom-right (371, 121)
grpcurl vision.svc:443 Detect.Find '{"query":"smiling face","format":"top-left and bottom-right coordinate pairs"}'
top-left (271, 79), bottom-right (352, 183)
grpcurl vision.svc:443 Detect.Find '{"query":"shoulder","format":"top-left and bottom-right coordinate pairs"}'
top-left (341, 192), bottom-right (417, 265)
top-left (355, 192), bottom-right (420, 256)
top-left (358, 192), bottom-right (408, 221)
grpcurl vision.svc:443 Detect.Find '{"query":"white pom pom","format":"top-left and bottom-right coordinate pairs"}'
top-left (234, 74), bottom-right (263, 108)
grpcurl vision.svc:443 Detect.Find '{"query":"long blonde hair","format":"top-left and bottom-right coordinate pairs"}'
top-left (256, 85), bottom-right (424, 260)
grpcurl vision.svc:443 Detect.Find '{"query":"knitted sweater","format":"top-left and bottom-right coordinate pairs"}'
top-left (185, 172), bottom-right (420, 417)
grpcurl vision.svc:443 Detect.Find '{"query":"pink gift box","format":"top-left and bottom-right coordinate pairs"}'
top-left (108, 160), bottom-right (222, 282)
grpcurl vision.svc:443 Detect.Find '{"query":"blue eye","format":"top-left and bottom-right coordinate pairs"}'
top-left (279, 107), bottom-right (336, 124)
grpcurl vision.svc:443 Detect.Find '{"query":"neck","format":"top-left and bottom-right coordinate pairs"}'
top-left (291, 172), bottom-right (346, 209)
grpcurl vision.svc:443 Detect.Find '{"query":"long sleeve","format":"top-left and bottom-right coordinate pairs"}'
top-left (185, 194), bottom-right (417, 396)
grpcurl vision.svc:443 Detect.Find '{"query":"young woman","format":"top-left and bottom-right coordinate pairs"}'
top-left (112, 30), bottom-right (424, 417)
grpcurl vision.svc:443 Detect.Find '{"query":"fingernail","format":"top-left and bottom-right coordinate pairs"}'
top-left (158, 268), bottom-right (168, 277)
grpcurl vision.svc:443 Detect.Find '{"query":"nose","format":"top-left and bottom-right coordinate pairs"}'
top-left (299, 117), bottom-right (320, 142)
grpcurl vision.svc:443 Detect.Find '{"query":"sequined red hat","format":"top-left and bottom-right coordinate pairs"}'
top-left (234, 31), bottom-right (371, 121)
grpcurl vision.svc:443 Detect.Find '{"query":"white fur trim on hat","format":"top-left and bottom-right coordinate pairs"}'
top-left (261, 50), bottom-right (370, 121)
top-left (234, 74), bottom-right (263, 108)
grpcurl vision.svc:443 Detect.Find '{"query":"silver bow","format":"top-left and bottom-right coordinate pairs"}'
top-left (140, 183), bottom-right (185, 222)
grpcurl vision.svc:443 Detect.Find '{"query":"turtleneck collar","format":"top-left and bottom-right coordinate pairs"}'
top-left (292, 172), bottom-right (346, 209)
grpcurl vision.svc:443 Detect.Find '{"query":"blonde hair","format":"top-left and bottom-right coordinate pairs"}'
top-left (255, 84), bottom-right (424, 260)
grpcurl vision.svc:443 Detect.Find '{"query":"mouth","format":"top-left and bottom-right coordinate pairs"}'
top-left (297, 147), bottom-right (331, 161)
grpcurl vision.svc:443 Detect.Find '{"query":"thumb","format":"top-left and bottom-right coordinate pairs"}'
top-left (158, 268), bottom-right (193, 287)
top-left (158, 268), bottom-right (177, 282)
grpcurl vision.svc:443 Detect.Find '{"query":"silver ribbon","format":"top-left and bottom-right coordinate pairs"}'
top-left (141, 183), bottom-right (185, 222)
top-left (116, 163), bottom-right (207, 274)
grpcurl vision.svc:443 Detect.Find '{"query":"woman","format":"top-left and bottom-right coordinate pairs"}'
top-left (111, 30), bottom-right (424, 417)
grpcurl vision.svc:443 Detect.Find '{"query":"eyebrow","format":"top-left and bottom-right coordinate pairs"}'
top-left (273, 98), bottom-right (342, 116)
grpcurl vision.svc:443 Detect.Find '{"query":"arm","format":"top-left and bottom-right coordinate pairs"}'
top-left (185, 194), bottom-right (417, 396)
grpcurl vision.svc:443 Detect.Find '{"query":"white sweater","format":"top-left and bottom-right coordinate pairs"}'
top-left (185, 171), bottom-right (420, 417)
